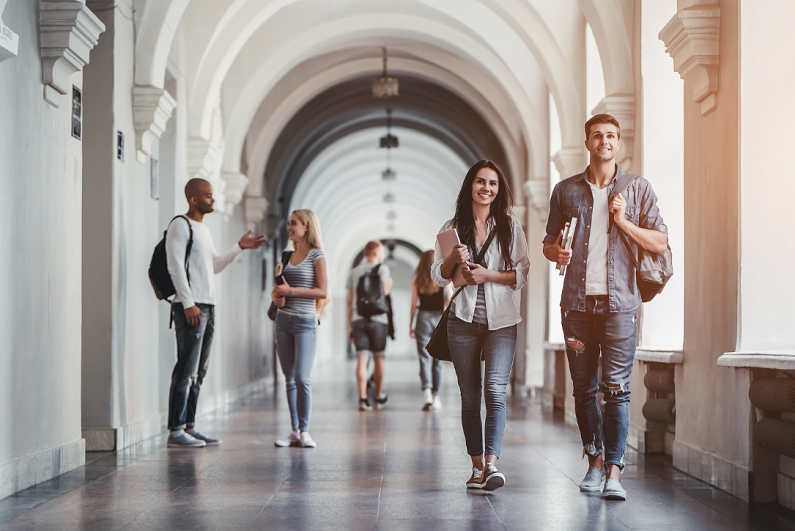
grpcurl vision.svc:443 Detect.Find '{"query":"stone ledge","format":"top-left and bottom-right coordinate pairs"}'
top-left (636, 349), bottom-right (683, 364)
top-left (0, 438), bottom-right (85, 499)
top-left (718, 351), bottom-right (795, 370)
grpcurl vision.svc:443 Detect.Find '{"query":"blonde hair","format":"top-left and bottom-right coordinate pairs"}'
top-left (413, 250), bottom-right (440, 295)
top-left (290, 209), bottom-right (329, 317)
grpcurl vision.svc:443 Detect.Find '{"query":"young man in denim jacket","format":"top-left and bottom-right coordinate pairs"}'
top-left (543, 114), bottom-right (668, 500)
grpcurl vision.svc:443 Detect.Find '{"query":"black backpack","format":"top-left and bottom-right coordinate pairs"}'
top-left (148, 215), bottom-right (193, 301)
top-left (356, 264), bottom-right (389, 318)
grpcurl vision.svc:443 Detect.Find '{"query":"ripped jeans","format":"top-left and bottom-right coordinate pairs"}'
top-left (561, 295), bottom-right (637, 469)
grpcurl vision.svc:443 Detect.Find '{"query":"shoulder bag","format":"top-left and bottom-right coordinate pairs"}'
top-left (267, 250), bottom-right (294, 321)
top-left (425, 228), bottom-right (497, 362)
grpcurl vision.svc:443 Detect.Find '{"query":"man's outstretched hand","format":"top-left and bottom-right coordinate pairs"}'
top-left (239, 230), bottom-right (267, 250)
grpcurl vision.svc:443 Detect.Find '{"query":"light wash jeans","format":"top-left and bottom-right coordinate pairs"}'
top-left (275, 311), bottom-right (318, 431)
top-left (447, 314), bottom-right (517, 458)
top-left (415, 310), bottom-right (443, 393)
top-left (561, 295), bottom-right (637, 469)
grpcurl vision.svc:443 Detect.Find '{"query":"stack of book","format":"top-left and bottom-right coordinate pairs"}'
top-left (556, 217), bottom-right (577, 277)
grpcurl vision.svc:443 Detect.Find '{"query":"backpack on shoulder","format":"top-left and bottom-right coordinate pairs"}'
top-left (609, 173), bottom-right (674, 303)
top-left (148, 215), bottom-right (193, 301)
top-left (356, 264), bottom-right (389, 318)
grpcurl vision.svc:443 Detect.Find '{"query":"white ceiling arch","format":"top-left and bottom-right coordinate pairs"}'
top-left (239, 55), bottom-right (531, 201)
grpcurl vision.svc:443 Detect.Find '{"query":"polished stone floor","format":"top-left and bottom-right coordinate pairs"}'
top-left (2, 357), bottom-right (795, 531)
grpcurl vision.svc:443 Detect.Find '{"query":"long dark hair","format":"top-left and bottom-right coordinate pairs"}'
top-left (452, 160), bottom-right (514, 269)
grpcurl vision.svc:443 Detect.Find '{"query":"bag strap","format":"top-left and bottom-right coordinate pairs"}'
top-left (168, 215), bottom-right (194, 285)
top-left (447, 226), bottom-right (498, 306)
top-left (616, 227), bottom-right (640, 270)
top-left (607, 173), bottom-right (638, 234)
top-left (280, 250), bottom-right (294, 272)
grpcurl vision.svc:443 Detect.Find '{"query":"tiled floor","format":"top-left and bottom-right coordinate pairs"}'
top-left (2, 357), bottom-right (795, 530)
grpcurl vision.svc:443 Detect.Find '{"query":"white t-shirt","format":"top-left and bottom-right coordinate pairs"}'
top-left (166, 216), bottom-right (243, 308)
top-left (585, 181), bottom-right (609, 295)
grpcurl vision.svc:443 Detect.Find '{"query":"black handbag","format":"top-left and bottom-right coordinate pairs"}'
top-left (425, 228), bottom-right (497, 362)
top-left (267, 250), bottom-right (293, 321)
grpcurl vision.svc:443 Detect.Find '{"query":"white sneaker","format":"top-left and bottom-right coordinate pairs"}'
top-left (167, 430), bottom-right (206, 448)
top-left (274, 430), bottom-right (301, 447)
top-left (422, 389), bottom-right (433, 411)
top-left (432, 395), bottom-right (442, 410)
top-left (300, 432), bottom-right (317, 448)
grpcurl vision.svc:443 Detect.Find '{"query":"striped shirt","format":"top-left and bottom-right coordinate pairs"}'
top-left (281, 248), bottom-right (325, 316)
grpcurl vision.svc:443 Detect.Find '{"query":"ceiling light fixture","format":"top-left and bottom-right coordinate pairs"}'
top-left (372, 47), bottom-right (399, 98)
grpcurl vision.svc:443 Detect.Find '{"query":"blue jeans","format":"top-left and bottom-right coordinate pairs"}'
top-left (415, 310), bottom-right (443, 393)
top-left (447, 314), bottom-right (517, 458)
top-left (168, 303), bottom-right (215, 430)
top-left (275, 311), bottom-right (318, 431)
top-left (561, 295), bottom-right (637, 469)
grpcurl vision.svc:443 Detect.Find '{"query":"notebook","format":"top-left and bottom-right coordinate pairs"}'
top-left (436, 228), bottom-right (468, 288)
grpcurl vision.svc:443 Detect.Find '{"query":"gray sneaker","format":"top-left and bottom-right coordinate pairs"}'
top-left (602, 478), bottom-right (627, 500)
top-left (187, 429), bottom-right (221, 446)
top-left (579, 468), bottom-right (606, 491)
top-left (167, 431), bottom-right (206, 448)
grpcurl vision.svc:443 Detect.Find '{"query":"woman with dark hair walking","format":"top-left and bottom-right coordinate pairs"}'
top-left (409, 250), bottom-right (450, 411)
top-left (430, 160), bottom-right (530, 491)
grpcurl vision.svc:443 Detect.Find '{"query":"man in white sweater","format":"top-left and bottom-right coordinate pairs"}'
top-left (165, 178), bottom-right (266, 447)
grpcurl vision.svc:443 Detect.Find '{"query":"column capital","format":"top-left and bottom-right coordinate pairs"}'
top-left (39, 1), bottom-right (105, 106)
top-left (0, 2), bottom-right (19, 63)
top-left (593, 94), bottom-right (635, 172)
top-left (659, 4), bottom-right (720, 116)
top-left (222, 171), bottom-right (249, 213)
top-left (522, 179), bottom-right (549, 216)
top-left (244, 196), bottom-right (269, 231)
top-left (551, 147), bottom-right (586, 179)
top-left (133, 85), bottom-right (176, 163)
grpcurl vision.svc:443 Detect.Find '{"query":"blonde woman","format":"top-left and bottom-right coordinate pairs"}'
top-left (409, 250), bottom-right (449, 410)
top-left (271, 210), bottom-right (328, 448)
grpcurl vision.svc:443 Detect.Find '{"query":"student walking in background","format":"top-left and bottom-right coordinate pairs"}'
top-left (409, 250), bottom-right (449, 411)
top-left (272, 209), bottom-right (328, 449)
top-left (348, 241), bottom-right (392, 411)
top-left (166, 178), bottom-right (266, 448)
top-left (431, 160), bottom-right (530, 491)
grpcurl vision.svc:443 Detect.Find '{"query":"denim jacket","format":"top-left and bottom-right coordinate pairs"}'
top-left (543, 166), bottom-right (668, 313)
top-left (431, 215), bottom-right (530, 330)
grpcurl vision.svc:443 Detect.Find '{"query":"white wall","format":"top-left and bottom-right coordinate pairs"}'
top-left (0, 0), bottom-right (85, 497)
top-left (738, 0), bottom-right (795, 352)
top-left (638, 0), bottom-right (684, 350)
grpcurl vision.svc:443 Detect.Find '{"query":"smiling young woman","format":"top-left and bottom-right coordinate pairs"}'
top-left (430, 160), bottom-right (530, 491)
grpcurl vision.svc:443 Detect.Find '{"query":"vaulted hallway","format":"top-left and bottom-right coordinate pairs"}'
top-left (3, 0), bottom-right (795, 526)
top-left (2, 359), bottom-right (794, 531)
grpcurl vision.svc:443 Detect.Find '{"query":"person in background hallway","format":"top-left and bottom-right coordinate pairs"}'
top-left (409, 250), bottom-right (450, 411)
top-left (348, 241), bottom-right (392, 411)
top-left (431, 160), bottom-right (530, 491)
top-left (166, 178), bottom-right (266, 448)
top-left (543, 114), bottom-right (668, 501)
top-left (272, 210), bottom-right (328, 449)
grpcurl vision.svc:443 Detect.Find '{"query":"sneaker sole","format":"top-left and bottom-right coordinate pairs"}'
top-left (422, 403), bottom-right (432, 411)
top-left (579, 484), bottom-right (603, 492)
top-left (483, 473), bottom-right (505, 491)
top-left (603, 490), bottom-right (627, 500)
top-left (167, 443), bottom-right (205, 448)
top-left (466, 482), bottom-right (485, 489)
top-left (359, 405), bottom-right (373, 411)
top-left (274, 441), bottom-right (302, 448)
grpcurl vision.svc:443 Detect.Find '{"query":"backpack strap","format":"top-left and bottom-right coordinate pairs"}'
top-left (607, 173), bottom-right (638, 234)
top-left (172, 215), bottom-right (194, 285)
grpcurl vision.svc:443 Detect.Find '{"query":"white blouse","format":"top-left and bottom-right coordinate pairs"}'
top-left (430, 215), bottom-right (530, 330)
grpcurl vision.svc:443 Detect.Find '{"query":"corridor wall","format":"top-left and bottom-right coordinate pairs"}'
top-left (0, 0), bottom-right (86, 499)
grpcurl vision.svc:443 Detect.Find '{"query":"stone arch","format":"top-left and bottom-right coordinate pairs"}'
top-left (133, 0), bottom-right (192, 88)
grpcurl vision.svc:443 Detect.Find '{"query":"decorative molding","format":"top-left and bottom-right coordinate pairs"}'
top-left (244, 196), bottom-right (269, 230)
top-left (593, 94), bottom-right (635, 171)
top-left (659, 4), bottom-right (720, 116)
top-left (718, 351), bottom-right (795, 370)
top-left (0, 19), bottom-right (19, 63)
top-left (133, 85), bottom-right (176, 163)
top-left (522, 179), bottom-right (549, 215)
top-left (636, 349), bottom-right (684, 364)
top-left (39, 1), bottom-right (105, 107)
top-left (186, 136), bottom-right (223, 181)
top-left (222, 171), bottom-right (249, 212)
top-left (551, 147), bottom-right (586, 179)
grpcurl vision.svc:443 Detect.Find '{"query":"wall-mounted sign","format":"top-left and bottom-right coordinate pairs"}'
top-left (117, 131), bottom-right (124, 161)
top-left (71, 86), bottom-right (81, 140)
top-left (150, 157), bottom-right (159, 200)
